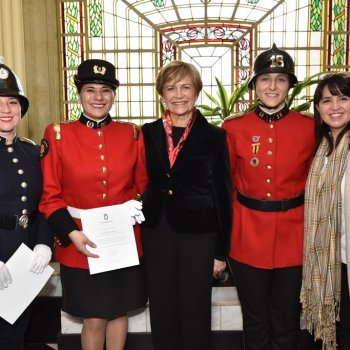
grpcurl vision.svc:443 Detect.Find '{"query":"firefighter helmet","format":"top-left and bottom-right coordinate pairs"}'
top-left (248, 44), bottom-right (298, 89)
top-left (0, 60), bottom-right (29, 117)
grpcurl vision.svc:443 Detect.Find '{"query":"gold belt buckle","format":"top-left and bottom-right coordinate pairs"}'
top-left (18, 214), bottom-right (29, 229)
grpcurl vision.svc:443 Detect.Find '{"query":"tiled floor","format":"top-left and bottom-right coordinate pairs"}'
top-left (36, 264), bottom-right (323, 350)
top-left (61, 287), bottom-right (242, 335)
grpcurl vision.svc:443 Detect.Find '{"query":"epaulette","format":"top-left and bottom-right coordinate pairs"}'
top-left (52, 122), bottom-right (61, 140)
top-left (19, 136), bottom-right (36, 145)
top-left (300, 111), bottom-right (314, 118)
top-left (118, 121), bottom-right (140, 140)
top-left (51, 120), bottom-right (73, 141)
top-left (132, 123), bottom-right (140, 140)
top-left (224, 112), bottom-right (245, 121)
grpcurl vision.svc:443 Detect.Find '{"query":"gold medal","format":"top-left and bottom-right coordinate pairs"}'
top-left (250, 157), bottom-right (259, 167)
top-left (250, 135), bottom-right (261, 167)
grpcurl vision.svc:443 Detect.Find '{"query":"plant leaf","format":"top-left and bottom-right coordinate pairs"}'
top-left (203, 90), bottom-right (220, 107)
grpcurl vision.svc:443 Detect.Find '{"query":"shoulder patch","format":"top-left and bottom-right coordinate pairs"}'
top-left (300, 111), bottom-right (314, 118)
top-left (40, 139), bottom-right (49, 158)
top-left (19, 136), bottom-right (36, 145)
top-left (224, 112), bottom-right (245, 121)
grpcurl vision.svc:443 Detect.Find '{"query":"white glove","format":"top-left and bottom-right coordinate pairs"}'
top-left (123, 200), bottom-right (145, 225)
top-left (0, 261), bottom-right (12, 290)
top-left (30, 244), bottom-right (52, 274)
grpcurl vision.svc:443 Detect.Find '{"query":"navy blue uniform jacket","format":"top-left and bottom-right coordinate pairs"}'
top-left (0, 136), bottom-right (53, 262)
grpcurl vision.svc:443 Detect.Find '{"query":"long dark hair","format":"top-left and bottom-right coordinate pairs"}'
top-left (314, 73), bottom-right (350, 155)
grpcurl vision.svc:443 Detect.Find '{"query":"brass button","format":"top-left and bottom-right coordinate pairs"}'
top-left (269, 124), bottom-right (274, 129)
top-left (97, 131), bottom-right (103, 136)
top-left (166, 173), bottom-right (170, 178)
top-left (101, 167), bottom-right (107, 173)
top-left (266, 193), bottom-right (271, 198)
top-left (7, 147), bottom-right (13, 153)
top-left (168, 190), bottom-right (173, 195)
top-left (98, 144), bottom-right (103, 149)
top-left (102, 193), bottom-right (107, 199)
top-left (12, 158), bottom-right (19, 163)
top-left (267, 138), bottom-right (273, 143)
top-left (266, 179), bottom-right (271, 184)
top-left (267, 165), bottom-right (272, 170)
top-left (21, 182), bottom-right (27, 188)
top-left (102, 180), bottom-right (107, 186)
top-left (267, 150), bottom-right (272, 156)
top-left (100, 155), bottom-right (105, 160)
top-left (22, 209), bottom-right (28, 214)
top-left (21, 196), bottom-right (27, 202)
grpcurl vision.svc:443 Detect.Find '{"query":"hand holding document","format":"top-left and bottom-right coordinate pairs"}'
top-left (80, 204), bottom-right (140, 275)
top-left (0, 243), bottom-right (54, 324)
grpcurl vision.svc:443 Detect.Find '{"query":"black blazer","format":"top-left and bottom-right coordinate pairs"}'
top-left (141, 110), bottom-right (232, 259)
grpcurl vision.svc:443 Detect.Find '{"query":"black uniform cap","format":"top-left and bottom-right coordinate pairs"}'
top-left (74, 59), bottom-right (119, 89)
top-left (0, 60), bottom-right (29, 117)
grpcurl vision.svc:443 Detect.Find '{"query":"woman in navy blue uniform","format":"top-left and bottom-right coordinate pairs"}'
top-left (0, 60), bottom-right (53, 349)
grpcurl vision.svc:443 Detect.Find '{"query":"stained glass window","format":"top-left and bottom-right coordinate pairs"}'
top-left (59, 0), bottom-right (350, 124)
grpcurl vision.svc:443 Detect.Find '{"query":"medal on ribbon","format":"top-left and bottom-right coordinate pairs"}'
top-left (250, 136), bottom-right (260, 167)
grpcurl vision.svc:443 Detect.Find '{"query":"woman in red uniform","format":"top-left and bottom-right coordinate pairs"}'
top-left (222, 44), bottom-right (315, 350)
top-left (39, 59), bottom-right (147, 350)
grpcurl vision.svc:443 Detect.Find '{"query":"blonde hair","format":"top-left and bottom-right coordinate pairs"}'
top-left (156, 61), bottom-right (203, 97)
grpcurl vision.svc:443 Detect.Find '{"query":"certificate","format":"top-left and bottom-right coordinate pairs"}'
top-left (0, 243), bottom-right (54, 324)
top-left (80, 204), bottom-right (139, 274)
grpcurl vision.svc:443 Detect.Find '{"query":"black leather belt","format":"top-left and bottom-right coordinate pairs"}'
top-left (0, 214), bottom-right (32, 230)
top-left (237, 192), bottom-right (304, 212)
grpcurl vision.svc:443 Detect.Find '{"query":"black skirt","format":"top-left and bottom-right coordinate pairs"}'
top-left (60, 261), bottom-right (146, 318)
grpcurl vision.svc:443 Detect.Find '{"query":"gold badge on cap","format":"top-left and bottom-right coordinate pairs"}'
top-left (250, 136), bottom-right (261, 167)
top-left (0, 67), bottom-right (9, 80)
top-left (270, 55), bottom-right (284, 68)
top-left (93, 65), bottom-right (106, 75)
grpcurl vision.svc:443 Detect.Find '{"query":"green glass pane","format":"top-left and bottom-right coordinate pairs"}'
top-left (68, 103), bottom-right (82, 121)
top-left (332, 0), bottom-right (346, 65)
top-left (310, 0), bottom-right (322, 31)
top-left (151, 0), bottom-right (166, 7)
top-left (66, 37), bottom-right (80, 68)
top-left (65, 2), bottom-right (79, 33)
top-left (89, 0), bottom-right (103, 37)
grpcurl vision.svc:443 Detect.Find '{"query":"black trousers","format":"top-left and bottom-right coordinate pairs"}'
top-left (0, 307), bottom-right (30, 350)
top-left (230, 258), bottom-right (302, 350)
top-left (337, 263), bottom-right (350, 349)
top-left (142, 214), bottom-right (216, 350)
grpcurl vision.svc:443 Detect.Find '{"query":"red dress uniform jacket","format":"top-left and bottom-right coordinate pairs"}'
top-left (222, 109), bottom-right (315, 269)
top-left (39, 116), bottom-right (147, 269)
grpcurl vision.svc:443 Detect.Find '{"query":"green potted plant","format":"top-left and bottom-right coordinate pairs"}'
top-left (198, 77), bottom-right (251, 125)
top-left (199, 72), bottom-right (328, 124)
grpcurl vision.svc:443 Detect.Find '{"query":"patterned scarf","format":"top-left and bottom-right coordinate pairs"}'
top-left (301, 131), bottom-right (350, 350)
top-left (162, 108), bottom-right (196, 168)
